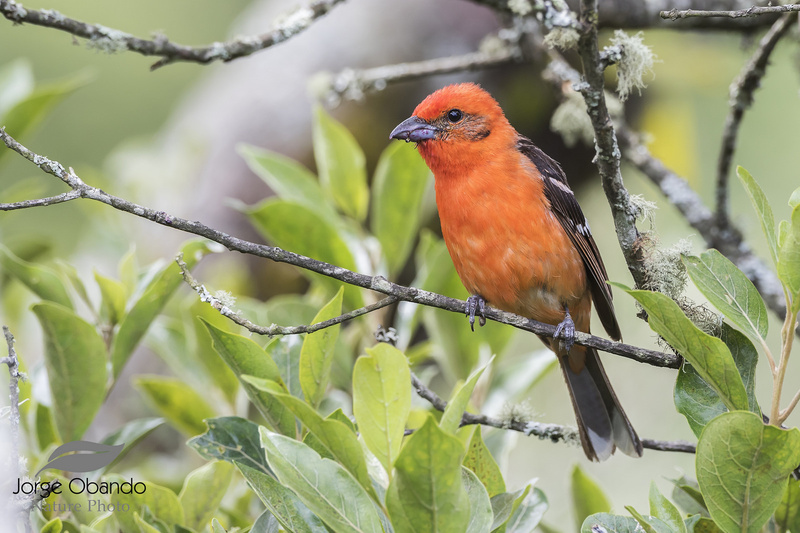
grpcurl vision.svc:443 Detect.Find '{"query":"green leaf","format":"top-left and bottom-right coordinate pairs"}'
top-left (440, 356), bottom-right (493, 434)
top-left (55, 260), bottom-right (92, 311)
top-left (36, 403), bottom-right (58, 450)
top-left (251, 510), bottom-right (281, 533)
top-left (790, 187), bottom-right (800, 209)
top-left (238, 144), bottom-right (338, 223)
top-left (211, 518), bottom-right (226, 533)
top-left (41, 518), bottom-right (63, 533)
top-left (670, 477), bottom-right (708, 518)
top-left (505, 487), bottom-right (548, 532)
top-left (111, 240), bottom-right (213, 379)
top-left (267, 336), bottom-right (304, 400)
top-left (683, 250), bottom-right (768, 341)
top-left (246, 199), bottom-right (362, 306)
top-left (1, 73), bottom-right (88, 161)
top-left (737, 166), bottom-right (779, 268)
top-left (132, 512), bottom-right (162, 533)
top-left (490, 485), bottom-right (530, 532)
top-left (1, 244), bottom-right (72, 308)
top-left (134, 376), bottom-right (216, 437)
top-left (100, 417), bottom-right (164, 473)
top-left (674, 324), bottom-right (759, 437)
top-left (778, 205), bottom-right (800, 305)
top-left (260, 428), bottom-right (384, 533)
top-left (190, 302), bottom-right (239, 407)
top-left (87, 513), bottom-right (115, 533)
top-left (312, 105), bottom-right (368, 221)
top-left (615, 285), bottom-right (749, 412)
top-left (685, 516), bottom-right (723, 532)
top-left (94, 271), bottom-right (127, 326)
top-left (371, 141), bottom-right (432, 274)
top-left (187, 417), bottom-right (272, 476)
top-left (244, 377), bottom-right (376, 501)
top-left (299, 288), bottom-right (343, 407)
top-left (696, 411), bottom-right (800, 532)
top-left (237, 463), bottom-right (329, 533)
top-left (581, 513), bottom-right (640, 532)
top-left (179, 461), bottom-right (234, 532)
top-left (201, 320), bottom-right (295, 435)
top-left (463, 426), bottom-right (505, 498)
top-left (462, 467), bottom-right (493, 533)
top-left (571, 465), bottom-right (611, 528)
top-left (386, 416), bottom-right (469, 533)
top-left (32, 302), bottom-right (107, 442)
top-left (108, 476), bottom-right (184, 533)
top-left (625, 507), bottom-right (674, 533)
top-left (775, 478), bottom-right (800, 532)
top-left (648, 482), bottom-right (686, 533)
top-left (352, 342), bottom-right (411, 475)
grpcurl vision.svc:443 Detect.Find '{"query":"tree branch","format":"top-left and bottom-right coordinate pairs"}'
top-left (535, 43), bottom-right (798, 337)
top-left (410, 370), bottom-right (696, 454)
top-left (616, 126), bottom-right (800, 338)
top-left (576, 0), bottom-right (647, 288)
top-left (0, 189), bottom-right (82, 211)
top-left (320, 47), bottom-right (518, 106)
top-left (176, 253), bottom-right (398, 335)
top-left (715, 13), bottom-right (795, 231)
top-left (3, 326), bottom-right (34, 533)
top-left (0, 0), bottom-right (344, 70)
top-left (0, 128), bottom-right (681, 369)
top-left (661, 3), bottom-right (800, 20)
top-left (469, 0), bottom-right (787, 29)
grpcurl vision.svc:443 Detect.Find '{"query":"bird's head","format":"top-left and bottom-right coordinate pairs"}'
top-left (389, 83), bottom-right (512, 171)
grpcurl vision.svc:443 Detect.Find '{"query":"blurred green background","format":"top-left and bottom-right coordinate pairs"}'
top-left (1, 0), bottom-right (799, 529)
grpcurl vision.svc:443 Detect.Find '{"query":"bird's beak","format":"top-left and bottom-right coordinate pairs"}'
top-left (389, 116), bottom-right (440, 143)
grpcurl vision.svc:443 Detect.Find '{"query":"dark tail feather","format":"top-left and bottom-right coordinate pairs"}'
top-left (559, 346), bottom-right (642, 461)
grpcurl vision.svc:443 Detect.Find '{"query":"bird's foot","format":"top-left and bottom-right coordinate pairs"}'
top-left (554, 308), bottom-right (576, 353)
top-left (465, 294), bottom-right (487, 332)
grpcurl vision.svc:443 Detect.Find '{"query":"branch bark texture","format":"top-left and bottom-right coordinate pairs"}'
top-left (0, 128), bottom-right (680, 369)
top-left (0, 0), bottom-right (344, 70)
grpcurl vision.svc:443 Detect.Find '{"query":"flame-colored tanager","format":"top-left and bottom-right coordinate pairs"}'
top-left (390, 83), bottom-right (642, 461)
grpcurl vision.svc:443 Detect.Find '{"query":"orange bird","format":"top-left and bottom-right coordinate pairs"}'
top-left (390, 83), bottom-right (642, 461)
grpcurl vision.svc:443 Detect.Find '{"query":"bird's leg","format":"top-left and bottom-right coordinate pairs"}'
top-left (465, 294), bottom-right (487, 332)
top-left (553, 306), bottom-right (576, 353)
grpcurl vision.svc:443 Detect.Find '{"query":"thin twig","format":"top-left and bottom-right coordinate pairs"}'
top-left (2, 326), bottom-right (21, 471)
top-left (3, 326), bottom-right (34, 533)
top-left (715, 13), bottom-right (795, 231)
top-left (322, 48), bottom-right (517, 106)
top-left (410, 371), bottom-right (696, 454)
top-left (0, 0), bottom-right (344, 70)
top-left (0, 189), bottom-right (82, 211)
top-left (576, 0), bottom-right (647, 288)
top-left (661, 4), bottom-right (800, 20)
top-left (176, 254), bottom-right (398, 335)
top-left (0, 129), bottom-right (681, 369)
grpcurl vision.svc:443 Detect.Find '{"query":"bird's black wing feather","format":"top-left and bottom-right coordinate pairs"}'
top-left (516, 136), bottom-right (621, 341)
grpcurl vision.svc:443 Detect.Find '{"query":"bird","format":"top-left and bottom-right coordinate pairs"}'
top-left (389, 83), bottom-right (642, 461)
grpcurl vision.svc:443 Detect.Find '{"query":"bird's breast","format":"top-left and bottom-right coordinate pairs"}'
top-left (434, 168), bottom-right (587, 325)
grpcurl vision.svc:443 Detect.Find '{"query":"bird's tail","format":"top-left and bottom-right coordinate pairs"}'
top-left (558, 346), bottom-right (642, 461)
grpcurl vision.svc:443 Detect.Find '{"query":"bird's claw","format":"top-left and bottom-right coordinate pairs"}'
top-left (554, 308), bottom-right (576, 353)
top-left (466, 294), bottom-right (487, 332)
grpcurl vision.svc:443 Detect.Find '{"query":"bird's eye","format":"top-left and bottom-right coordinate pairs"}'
top-left (447, 109), bottom-right (463, 123)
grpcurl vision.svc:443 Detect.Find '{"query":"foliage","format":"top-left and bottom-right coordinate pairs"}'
top-left (3, 79), bottom-right (800, 532)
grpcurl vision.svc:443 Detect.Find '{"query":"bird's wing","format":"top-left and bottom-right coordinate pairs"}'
top-left (516, 136), bottom-right (622, 341)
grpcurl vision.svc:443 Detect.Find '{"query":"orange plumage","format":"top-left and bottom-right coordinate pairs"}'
top-left (391, 83), bottom-right (642, 461)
